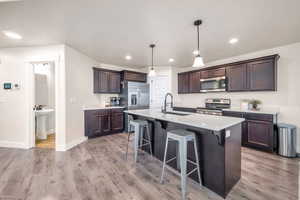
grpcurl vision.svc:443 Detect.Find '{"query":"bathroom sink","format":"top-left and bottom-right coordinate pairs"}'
top-left (35, 109), bottom-right (54, 116)
top-left (35, 109), bottom-right (54, 140)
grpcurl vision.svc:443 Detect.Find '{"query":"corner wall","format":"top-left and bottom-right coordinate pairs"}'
top-left (0, 45), bottom-right (65, 149)
top-left (64, 46), bottom-right (145, 149)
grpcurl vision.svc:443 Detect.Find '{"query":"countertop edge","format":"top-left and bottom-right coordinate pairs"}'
top-left (124, 110), bottom-right (245, 132)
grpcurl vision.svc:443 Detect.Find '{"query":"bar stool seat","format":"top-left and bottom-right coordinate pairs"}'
top-left (126, 119), bottom-right (153, 162)
top-left (160, 129), bottom-right (202, 200)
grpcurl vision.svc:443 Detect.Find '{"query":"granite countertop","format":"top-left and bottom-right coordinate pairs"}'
top-left (83, 106), bottom-right (125, 111)
top-left (124, 109), bottom-right (245, 132)
top-left (223, 107), bottom-right (279, 115)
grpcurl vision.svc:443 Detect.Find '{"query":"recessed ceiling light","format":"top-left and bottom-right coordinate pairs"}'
top-left (229, 38), bottom-right (239, 44)
top-left (193, 50), bottom-right (199, 55)
top-left (125, 55), bottom-right (132, 60)
top-left (169, 58), bottom-right (174, 63)
top-left (2, 31), bottom-right (22, 40)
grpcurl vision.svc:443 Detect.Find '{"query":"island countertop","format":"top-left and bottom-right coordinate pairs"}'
top-left (125, 109), bottom-right (245, 131)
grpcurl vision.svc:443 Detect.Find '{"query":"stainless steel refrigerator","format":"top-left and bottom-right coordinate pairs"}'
top-left (120, 81), bottom-right (150, 131)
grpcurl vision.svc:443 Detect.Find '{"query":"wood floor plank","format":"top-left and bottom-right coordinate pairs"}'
top-left (0, 133), bottom-right (298, 200)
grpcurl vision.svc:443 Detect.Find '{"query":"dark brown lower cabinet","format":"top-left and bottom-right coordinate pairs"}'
top-left (246, 120), bottom-right (273, 151)
top-left (111, 110), bottom-right (124, 131)
top-left (223, 111), bottom-right (275, 152)
top-left (85, 108), bottom-right (124, 138)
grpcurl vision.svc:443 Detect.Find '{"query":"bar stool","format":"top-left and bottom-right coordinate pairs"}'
top-left (126, 119), bottom-right (153, 162)
top-left (160, 129), bottom-right (202, 200)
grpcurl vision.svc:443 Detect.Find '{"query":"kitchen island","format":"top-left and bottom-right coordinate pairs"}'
top-left (124, 109), bottom-right (245, 198)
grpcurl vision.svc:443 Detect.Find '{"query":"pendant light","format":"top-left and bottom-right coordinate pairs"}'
top-left (192, 20), bottom-right (204, 67)
top-left (148, 44), bottom-right (156, 77)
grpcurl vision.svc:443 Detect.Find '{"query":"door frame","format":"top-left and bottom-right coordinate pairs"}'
top-left (26, 56), bottom-right (64, 150)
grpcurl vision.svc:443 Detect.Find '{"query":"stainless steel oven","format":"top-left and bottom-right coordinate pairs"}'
top-left (200, 76), bottom-right (226, 92)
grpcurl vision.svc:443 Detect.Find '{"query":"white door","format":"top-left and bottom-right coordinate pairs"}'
top-left (149, 76), bottom-right (170, 109)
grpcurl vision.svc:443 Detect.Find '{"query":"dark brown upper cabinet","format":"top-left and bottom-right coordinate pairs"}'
top-left (247, 59), bottom-right (276, 91)
top-left (189, 71), bottom-right (201, 93)
top-left (122, 70), bottom-right (147, 82)
top-left (93, 68), bottom-right (121, 94)
top-left (177, 54), bottom-right (279, 94)
top-left (201, 67), bottom-right (225, 79)
top-left (226, 64), bottom-right (248, 92)
top-left (178, 72), bottom-right (190, 94)
top-left (227, 56), bottom-right (278, 92)
top-left (109, 71), bottom-right (121, 93)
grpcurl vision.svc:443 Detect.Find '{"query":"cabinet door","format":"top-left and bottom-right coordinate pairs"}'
top-left (247, 59), bottom-right (276, 91)
top-left (123, 71), bottom-right (147, 82)
top-left (93, 70), bottom-right (100, 93)
top-left (189, 71), bottom-right (201, 93)
top-left (111, 110), bottom-right (124, 131)
top-left (246, 120), bottom-right (273, 151)
top-left (84, 110), bottom-right (101, 137)
top-left (98, 71), bottom-right (110, 93)
top-left (226, 64), bottom-right (248, 91)
top-left (97, 110), bottom-right (111, 134)
top-left (178, 73), bottom-right (190, 93)
top-left (109, 72), bottom-right (121, 93)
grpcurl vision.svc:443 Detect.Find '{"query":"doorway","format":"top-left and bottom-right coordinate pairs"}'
top-left (32, 62), bottom-right (56, 149)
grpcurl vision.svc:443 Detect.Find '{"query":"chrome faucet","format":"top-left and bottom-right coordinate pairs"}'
top-left (162, 93), bottom-right (173, 113)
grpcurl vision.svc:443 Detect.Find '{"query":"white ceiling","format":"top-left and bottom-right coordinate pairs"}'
top-left (0, 0), bottom-right (300, 67)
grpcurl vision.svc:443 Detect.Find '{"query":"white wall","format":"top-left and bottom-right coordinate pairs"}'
top-left (0, 45), bottom-right (65, 149)
top-left (64, 46), bottom-right (145, 147)
top-left (0, 44), bottom-right (146, 150)
top-left (172, 42), bottom-right (300, 152)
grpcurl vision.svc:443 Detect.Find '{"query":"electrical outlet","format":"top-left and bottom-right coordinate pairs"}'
top-left (226, 130), bottom-right (231, 138)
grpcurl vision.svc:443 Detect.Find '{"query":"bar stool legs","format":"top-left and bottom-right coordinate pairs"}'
top-left (160, 135), bottom-right (169, 184)
top-left (126, 120), bottom-right (152, 162)
top-left (179, 139), bottom-right (187, 200)
top-left (193, 137), bottom-right (202, 187)
top-left (160, 129), bottom-right (202, 200)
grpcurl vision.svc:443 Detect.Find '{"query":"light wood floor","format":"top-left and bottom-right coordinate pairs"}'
top-left (35, 134), bottom-right (55, 149)
top-left (0, 133), bottom-right (298, 200)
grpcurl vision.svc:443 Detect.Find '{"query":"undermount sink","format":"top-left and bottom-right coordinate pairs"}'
top-left (35, 109), bottom-right (54, 140)
top-left (162, 111), bottom-right (190, 116)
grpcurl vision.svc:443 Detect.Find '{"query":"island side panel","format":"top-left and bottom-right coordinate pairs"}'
top-left (225, 123), bottom-right (242, 197)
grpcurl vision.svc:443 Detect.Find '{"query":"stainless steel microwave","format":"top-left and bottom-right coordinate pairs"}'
top-left (200, 76), bottom-right (226, 92)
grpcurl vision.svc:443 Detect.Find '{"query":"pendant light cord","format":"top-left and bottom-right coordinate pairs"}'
top-left (197, 25), bottom-right (200, 53)
top-left (151, 47), bottom-right (154, 67)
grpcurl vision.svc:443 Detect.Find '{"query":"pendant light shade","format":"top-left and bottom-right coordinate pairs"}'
top-left (148, 68), bottom-right (156, 77)
top-left (193, 55), bottom-right (204, 67)
top-left (192, 20), bottom-right (204, 68)
top-left (148, 44), bottom-right (156, 77)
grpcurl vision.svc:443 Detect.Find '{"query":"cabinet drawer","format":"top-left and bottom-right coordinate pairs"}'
top-left (222, 111), bottom-right (244, 118)
top-left (111, 108), bottom-right (124, 113)
top-left (201, 68), bottom-right (225, 79)
top-left (245, 113), bottom-right (273, 122)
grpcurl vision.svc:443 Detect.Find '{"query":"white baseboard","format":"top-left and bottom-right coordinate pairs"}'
top-left (0, 141), bottom-right (29, 149)
top-left (56, 136), bottom-right (87, 151)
